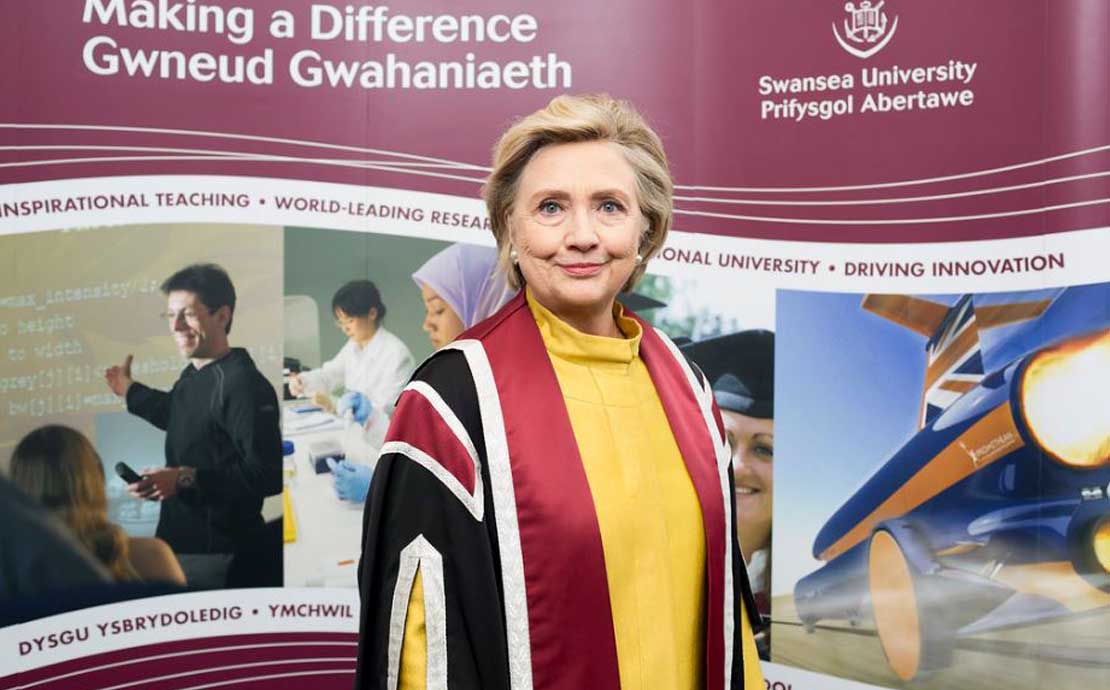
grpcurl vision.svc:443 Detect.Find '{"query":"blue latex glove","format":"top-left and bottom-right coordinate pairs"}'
top-left (326, 458), bottom-right (373, 503)
top-left (337, 391), bottom-right (372, 425)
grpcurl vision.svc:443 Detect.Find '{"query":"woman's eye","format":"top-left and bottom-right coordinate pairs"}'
top-left (599, 200), bottom-right (624, 213)
top-left (539, 200), bottom-right (562, 215)
top-left (754, 443), bottom-right (774, 459)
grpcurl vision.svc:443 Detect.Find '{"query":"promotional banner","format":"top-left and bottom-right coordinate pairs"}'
top-left (2, 1), bottom-right (1108, 689)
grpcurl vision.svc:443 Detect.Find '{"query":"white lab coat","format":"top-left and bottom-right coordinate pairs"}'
top-left (297, 326), bottom-right (414, 416)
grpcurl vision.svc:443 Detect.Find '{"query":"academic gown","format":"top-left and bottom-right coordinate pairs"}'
top-left (355, 291), bottom-right (762, 690)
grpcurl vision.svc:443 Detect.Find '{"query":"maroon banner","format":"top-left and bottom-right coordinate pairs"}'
top-left (1, 1), bottom-right (1107, 241)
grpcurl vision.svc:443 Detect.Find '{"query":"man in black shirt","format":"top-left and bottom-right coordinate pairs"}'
top-left (105, 264), bottom-right (281, 589)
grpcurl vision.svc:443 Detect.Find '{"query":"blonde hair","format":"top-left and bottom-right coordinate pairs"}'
top-left (483, 94), bottom-right (673, 291)
top-left (11, 425), bottom-right (139, 582)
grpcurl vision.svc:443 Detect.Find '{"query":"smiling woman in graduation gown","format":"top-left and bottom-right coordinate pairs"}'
top-left (355, 95), bottom-right (764, 690)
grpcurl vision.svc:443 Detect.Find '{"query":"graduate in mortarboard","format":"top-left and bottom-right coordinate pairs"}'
top-left (684, 330), bottom-right (774, 660)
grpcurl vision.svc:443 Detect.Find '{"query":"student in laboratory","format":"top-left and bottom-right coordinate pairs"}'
top-left (288, 279), bottom-right (415, 421)
top-left (288, 280), bottom-right (413, 504)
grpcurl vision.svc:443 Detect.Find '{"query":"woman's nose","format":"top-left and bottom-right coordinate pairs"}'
top-left (564, 207), bottom-right (600, 249)
top-left (733, 448), bottom-right (755, 477)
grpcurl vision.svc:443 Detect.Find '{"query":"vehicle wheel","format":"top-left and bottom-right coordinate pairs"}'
top-left (1068, 511), bottom-right (1110, 591)
top-left (868, 529), bottom-right (951, 681)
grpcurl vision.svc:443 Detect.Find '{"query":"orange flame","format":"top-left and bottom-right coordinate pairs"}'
top-left (1021, 330), bottom-right (1110, 468)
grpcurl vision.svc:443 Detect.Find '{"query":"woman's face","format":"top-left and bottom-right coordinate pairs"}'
top-left (420, 283), bottom-right (466, 349)
top-left (722, 409), bottom-right (774, 557)
top-left (511, 141), bottom-right (643, 326)
top-left (334, 308), bottom-right (377, 345)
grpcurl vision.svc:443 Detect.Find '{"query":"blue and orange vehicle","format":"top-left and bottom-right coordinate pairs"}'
top-left (794, 285), bottom-right (1110, 681)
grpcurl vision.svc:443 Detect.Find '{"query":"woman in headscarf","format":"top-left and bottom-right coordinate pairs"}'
top-left (413, 243), bottom-right (518, 349)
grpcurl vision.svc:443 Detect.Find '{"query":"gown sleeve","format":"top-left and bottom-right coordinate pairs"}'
top-left (354, 350), bottom-right (512, 690)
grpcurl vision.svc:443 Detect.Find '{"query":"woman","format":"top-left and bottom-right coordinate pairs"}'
top-left (688, 329), bottom-right (775, 660)
top-left (719, 343), bottom-right (774, 618)
top-left (296, 281), bottom-right (413, 505)
top-left (685, 330), bottom-right (775, 616)
top-left (10, 425), bottom-right (185, 585)
top-left (413, 243), bottom-right (517, 349)
top-left (723, 397), bottom-right (773, 662)
top-left (356, 95), bottom-right (763, 690)
top-left (289, 279), bottom-right (415, 421)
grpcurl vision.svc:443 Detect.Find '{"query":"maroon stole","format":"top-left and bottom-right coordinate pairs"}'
top-left (463, 292), bottom-right (730, 690)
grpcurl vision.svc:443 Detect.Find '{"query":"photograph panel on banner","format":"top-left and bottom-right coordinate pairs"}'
top-left (773, 283), bottom-right (1110, 689)
top-left (0, 224), bottom-right (284, 625)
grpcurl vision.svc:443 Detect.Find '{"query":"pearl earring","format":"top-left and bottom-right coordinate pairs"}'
top-left (634, 254), bottom-right (643, 266)
top-left (510, 248), bottom-right (519, 264)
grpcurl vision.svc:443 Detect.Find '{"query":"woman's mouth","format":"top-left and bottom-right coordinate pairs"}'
top-left (736, 486), bottom-right (762, 495)
top-left (558, 262), bottom-right (604, 277)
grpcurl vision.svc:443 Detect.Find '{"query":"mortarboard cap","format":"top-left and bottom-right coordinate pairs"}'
top-left (680, 329), bottom-right (774, 419)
